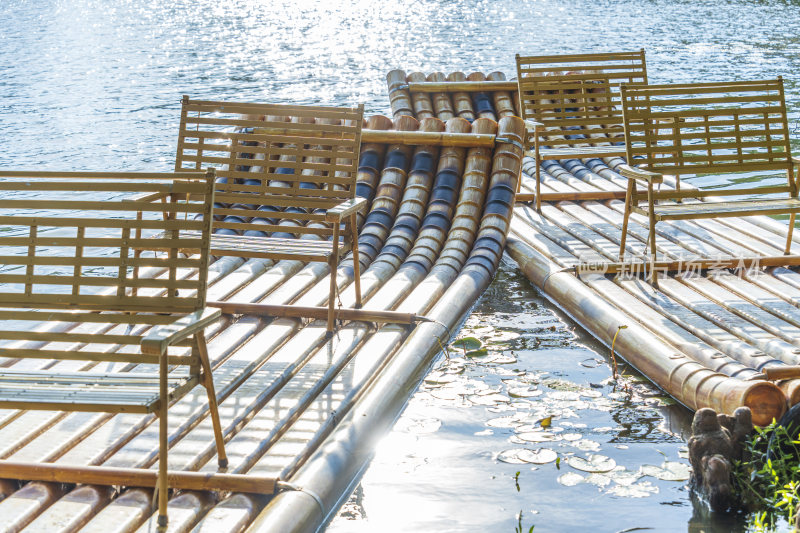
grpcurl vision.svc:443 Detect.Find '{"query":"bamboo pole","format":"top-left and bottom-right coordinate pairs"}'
top-left (0, 461), bottom-right (276, 493)
top-left (467, 72), bottom-right (496, 121)
top-left (354, 115), bottom-right (393, 231)
top-left (386, 70), bottom-right (413, 119)
top-left (506, 238), bottom-right (786, 426)
top-left (361, 129), bottom-right (495, 147)
top-left (367, 117), bottom-right (447, 275)
top-left (406, 72), bottom-right (435, 121)
top-left (426, 72), bottom-right (455, 121)
top-left (487, 71), bottom-right (518, 118)
top-left (447, 72), bottom-right (476, 122)
top-left (207, 301), bottom-right (420, 324)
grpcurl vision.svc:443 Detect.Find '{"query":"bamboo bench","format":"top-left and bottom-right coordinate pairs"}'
top-left (171, 97), bottom-right (366, 333)
top-left (515, 50), bottom-right (648, 210)
top-left (617, 78), bottom-right (800, 284)
top-left (0, 170), bottom-right (226, 530)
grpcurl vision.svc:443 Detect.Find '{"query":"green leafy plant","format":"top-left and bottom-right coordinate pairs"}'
top-left (732, 421), bottom-right (800, 531)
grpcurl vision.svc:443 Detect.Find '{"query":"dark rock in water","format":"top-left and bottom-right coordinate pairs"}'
top-left (688, 407), bottom-right (753, 513)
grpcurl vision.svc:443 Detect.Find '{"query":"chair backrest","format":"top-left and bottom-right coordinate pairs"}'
top-left (0, 171), bottom-right (215, 313)
top-left (176, 98), bottom-right (364, 238)
top-left (516, 50), bottom-right (647, 150)
top-left (620, 79), bottom-right (793, 190)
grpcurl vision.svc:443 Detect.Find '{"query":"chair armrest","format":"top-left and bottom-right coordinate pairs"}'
top-left (141, 307), bottom-right (221, 356)
top-left (324, 197), bottom-right (368, 222)
top-left (618, 164), bottom-right (663, 185)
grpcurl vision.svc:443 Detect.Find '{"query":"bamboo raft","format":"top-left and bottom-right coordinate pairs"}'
top-left (0, 97), bottom-right (525, 530)
top-left (388, 69), bottom-right (798, 427)
top-left (1, 66), bottom-right (797, 532)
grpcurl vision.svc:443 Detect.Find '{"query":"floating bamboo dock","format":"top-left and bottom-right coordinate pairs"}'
top-left (0, 93), bottom-right (525, 531)
top-left (2, 67), bottom-right (797, 532)
top-left (386, 69), bottom-right (798, 428)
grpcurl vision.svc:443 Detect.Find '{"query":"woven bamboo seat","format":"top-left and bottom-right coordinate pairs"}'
top-left (158, 98), bottom-right (366, 333)
top-left (0, 170), bottom-right (226, 530)
top-left (642, 198), bottom-right (800, 220)
top-left (618, 79), bottom-right (800, 284)
top-left (515, 50), bottom-right (648, 210)
top-left (0, 370), bottom-right (194, 410)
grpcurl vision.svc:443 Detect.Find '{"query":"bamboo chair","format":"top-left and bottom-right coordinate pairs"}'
top-left (0, 170), bottom-right (226, 530)
top-left (515, 50), bottom-right (648, 210)
top-left (617, 78), bottom-right (800, 284)
top-left (172, 97), bottom-right (366, 334)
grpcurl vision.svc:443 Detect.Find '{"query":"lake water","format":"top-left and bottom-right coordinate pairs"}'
top-left (2, 0), bottom-right (800, 531)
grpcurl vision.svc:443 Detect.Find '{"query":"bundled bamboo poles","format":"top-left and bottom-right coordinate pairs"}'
top-left (508, 149), bottom-right (800, 420)
top-left (0, 110), bottom-right (526, 531)
top-left (248, 116), bottom-right (525, 532)
top-left (386, 70), bottom-right (521, 122)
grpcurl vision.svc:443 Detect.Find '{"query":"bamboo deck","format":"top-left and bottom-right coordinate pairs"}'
top-left (2, 67), bottom-right (797, 532)
top-left (0, 95), bottom-right (524, 531)
top-left (508, 158), bottom-right (800, 426)
top-left (386, 69), bottom-right (799, 427)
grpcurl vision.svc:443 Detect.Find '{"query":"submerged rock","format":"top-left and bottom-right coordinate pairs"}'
top-left (688, 407), bottom-right (753, 513)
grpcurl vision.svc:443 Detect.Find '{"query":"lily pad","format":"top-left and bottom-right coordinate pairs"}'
top-left (640, 461), bottom-right (690, 482)
top-left (508, 387), bottom-right (542, 398)
top-left (514, 431), bottom-right (560, 443)
top-left (452, 337), bottom-right (483, 351)
top-left (567, 454), bottom-right (617, 473)
top-left (486, 416), bottom-right (518, 428)
top-left (585, 473), bottom-right (612, 487)
top-left (562, 433), bottom-right (582, 442)
top-left (608, 469), bottom-right (641, 486)
top-left (606, 481), bottom-right (659, 498)
top-left (573, 439), bottom-right (602, 452)
top-left (430, 389), bottom-right (460, 401)
top-left (557, 472), bottom-right (585, 486)
top-left (518, 448), bottom-right (558, 464)
top-left (424, 372), bottom-right (457, 385)
top-left (497, 448), bottom-right (528, 464)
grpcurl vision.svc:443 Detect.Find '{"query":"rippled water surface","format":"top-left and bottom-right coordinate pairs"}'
top-left (2, 0), bottom-right (800, 531)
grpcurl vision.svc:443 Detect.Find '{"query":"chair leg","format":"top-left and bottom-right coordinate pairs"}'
top-left (647, 182), bottom-right (658, 289)
top-left (158, 349), bottom-right (169, 530)
top-left (535, 158), bottom-right (542, 213)
top-left (619, 180), bottom-right (634, 261)
top-left (195, 332), bottom-right (228, 469)
top-left (327, 255), bottom-right (336, 335)
top-left (786, 212), bottom-right (797, 255)
top-left (328, 222), bottom-right (340, 336)
top-left (350, 213), bottom-right (362, 309)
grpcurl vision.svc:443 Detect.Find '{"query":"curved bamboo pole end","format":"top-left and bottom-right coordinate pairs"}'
top-left (736, 380), bottom-right (787, 427)
top-left (778, 379), bottom-right (800, 407)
